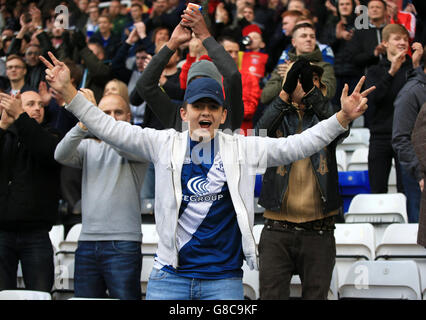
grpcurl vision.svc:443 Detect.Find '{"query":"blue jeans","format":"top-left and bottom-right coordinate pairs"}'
top-left (146, 268), bottom-right (244, 300)
top-left (0, 230), bottom-right (54, 292)
top-left (400, 166), bottom-right (421, 223)
top-left (74, 241), bottom-right (142, 300)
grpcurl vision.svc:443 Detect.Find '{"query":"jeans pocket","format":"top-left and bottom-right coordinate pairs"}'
top-left (112, 241), bottom-right (141, 255)
top-left (149, 268), bottom-right (169, 281)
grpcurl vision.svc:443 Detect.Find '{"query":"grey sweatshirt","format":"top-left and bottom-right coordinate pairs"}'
top-left (54, 124), bottom-right (148, 242)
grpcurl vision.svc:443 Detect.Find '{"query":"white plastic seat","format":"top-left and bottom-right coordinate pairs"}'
top-left (336, 128), bottom-right (370, 152)
top-left (346, 147), bottom-right (368, 171)
top-left (338, 260), bottom-right (421, 300)
top-left (140, 224), bottom-right (159, 297)
top-left (375, 223), bottom-right (426, 299)
top-left (242, 224), bottom-right (263, 300)
top-left (345, 193), bottom-right (408, 224)
top-left (334, 223), bottom-right (375, 286)
top-left (345, 193), bottom-right (408, 246)
top-left (53, 224), bottom-right (82, 299)
top-left (336, 149), bottom-right (347, 171)
top-left (0, 290), bottom-right (52, 300)
top-left (49, 225), bottom-right (65, 253)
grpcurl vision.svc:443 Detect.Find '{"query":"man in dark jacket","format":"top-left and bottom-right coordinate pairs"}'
top-left (392, 45), bottom-right (425, 223)
top-left (365, 24), bottom-right (423, 196)
top-left (0, 90), bottom-right (61, 292)
top-left (255, 59), bottom-right (375, 299)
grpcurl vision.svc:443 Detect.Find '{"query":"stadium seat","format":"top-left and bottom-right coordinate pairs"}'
top-left (338, 171), bottom-right (371, 213)
top-left (254, 198), bottom-right (265, 214)
top-left (140, 198), bottom-right (155, 214)
top-left (336, 149), bottom-right (347, 171)
top-left (375, 223), bottom-right (426, 299)
top-left (345, 193), bottom-right (407, 224)
top-left (334, 223), bottom-right (376, 286)
top-left (346, 147), bottom-right (368, 171)
top-left (49, 224), bottom-right (65, 253)
top-left (0, 290), bottom-right (52, 300)
top-left (53, 223), bottom-right (81, 300)
top-left (140, 224), bottom-right (159, 298)
top-left (345, 193), bottom-right (408, 246)
top-left (338, 260), bottom-right (422, 300)
top-left (242, 224), bottom-right (263, 300)
top-left (336, 128), bottom-right (370, 152)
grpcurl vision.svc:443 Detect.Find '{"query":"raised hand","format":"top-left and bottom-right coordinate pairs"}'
top-left (338, 76), bottom-right (375, 127)
top-left (39, 52), bottom-right (77, 104)
top-left (180, 7), bottom-right (210, 42)
top-left (0, 93), bottom-right (24, 121)
top-left (168, 23), bottom-right (192, 51)
top-left (0, 107), bottom-right (15, 130)
top-left (79, 88), bottom-right (97, 106)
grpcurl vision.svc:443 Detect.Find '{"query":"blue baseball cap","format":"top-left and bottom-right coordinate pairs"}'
top-left (184, 77), bottom-right (225, 106)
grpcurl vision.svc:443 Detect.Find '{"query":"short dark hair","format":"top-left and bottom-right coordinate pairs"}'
top-left (217, 35), bottom-right (238, 46)
top-left (292, 22), bottom-right (315, 37)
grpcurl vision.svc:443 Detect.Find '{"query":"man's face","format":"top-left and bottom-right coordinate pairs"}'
top-left (368, 0), bottom-right (386, 21)
top-left (222, 40), bottom-right (239, 66)
top-left (131, 6), bottom-right (142, 20)
top-left (338, 0), bottom-right (353, 17)
top-left (282, 15), bottom-right (297, 36)
top-left (25, 46), bottom-right (41, 67)
top-left (384, 32), bottom-right (409, 56)
top-left (155, 0), bottom-right (168, 12)
top-left (109, 1), bottom-right (121, 16)
top-left (288, 0), bottom-right (304, 12)
top-left (243, 7), bottom-right (255, 22)
top-left (99, 95), bottom-right (131, 122)
top-left (78, 0), bottom-right (89, 12)
top-left (88, 43), bottom-right (105, 60)
top-left (88, 6), bottom-right (99, 21)
top-left (292, 27), bottom-right (316, 55)
top-left (136, 50), bottom-right (148, 72)
top-left (21, 91), bottom-right (44, 124)
top-left (245, 31), bottom-right (264, 51)
top-left (154, 28), bottom-right (170, 44)
top-left (98, 17), bottom-right (112, 34)
top-left (6, 58), bottom-right (26, 82)
top-left (180, 98), bottom-right (227, 141)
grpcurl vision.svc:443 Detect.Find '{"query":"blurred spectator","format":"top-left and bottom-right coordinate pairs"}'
top-left (261, 23), bottom-right (336, 105)
top-left (82, 2), bottom-right (100, 39)
top-left (144, 0), bottom-right (176, 36)
top-left (412, 102), bottom-right (426, 247)
top-left (365, 24), bottom-right (423, 195)
top-left (219, 35), bottom-right (261, 135)
top-left (392, 44), bottom-right (425, 223)
top-left (0, 91), bottom-right (61, 292)
top-left (321, 0), bottom-right (361, 108)
top-left (287, 0), bottom-right (306, 12)
top-left (345, 0), bottom-right (388, 74)
top-left (108, 0), bottom-right (130, 35)
top-left (386, 0), bottom-right (416, 40)
top-left (4, 54), bottom-right (34, 94)
top-left (240, 24), bottom-right (269, 81)
top-left (90, 13), bottom-right (121, 60)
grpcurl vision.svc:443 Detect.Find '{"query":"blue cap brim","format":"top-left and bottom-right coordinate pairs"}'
top-left (186, 93), bottom-right (224, 106)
